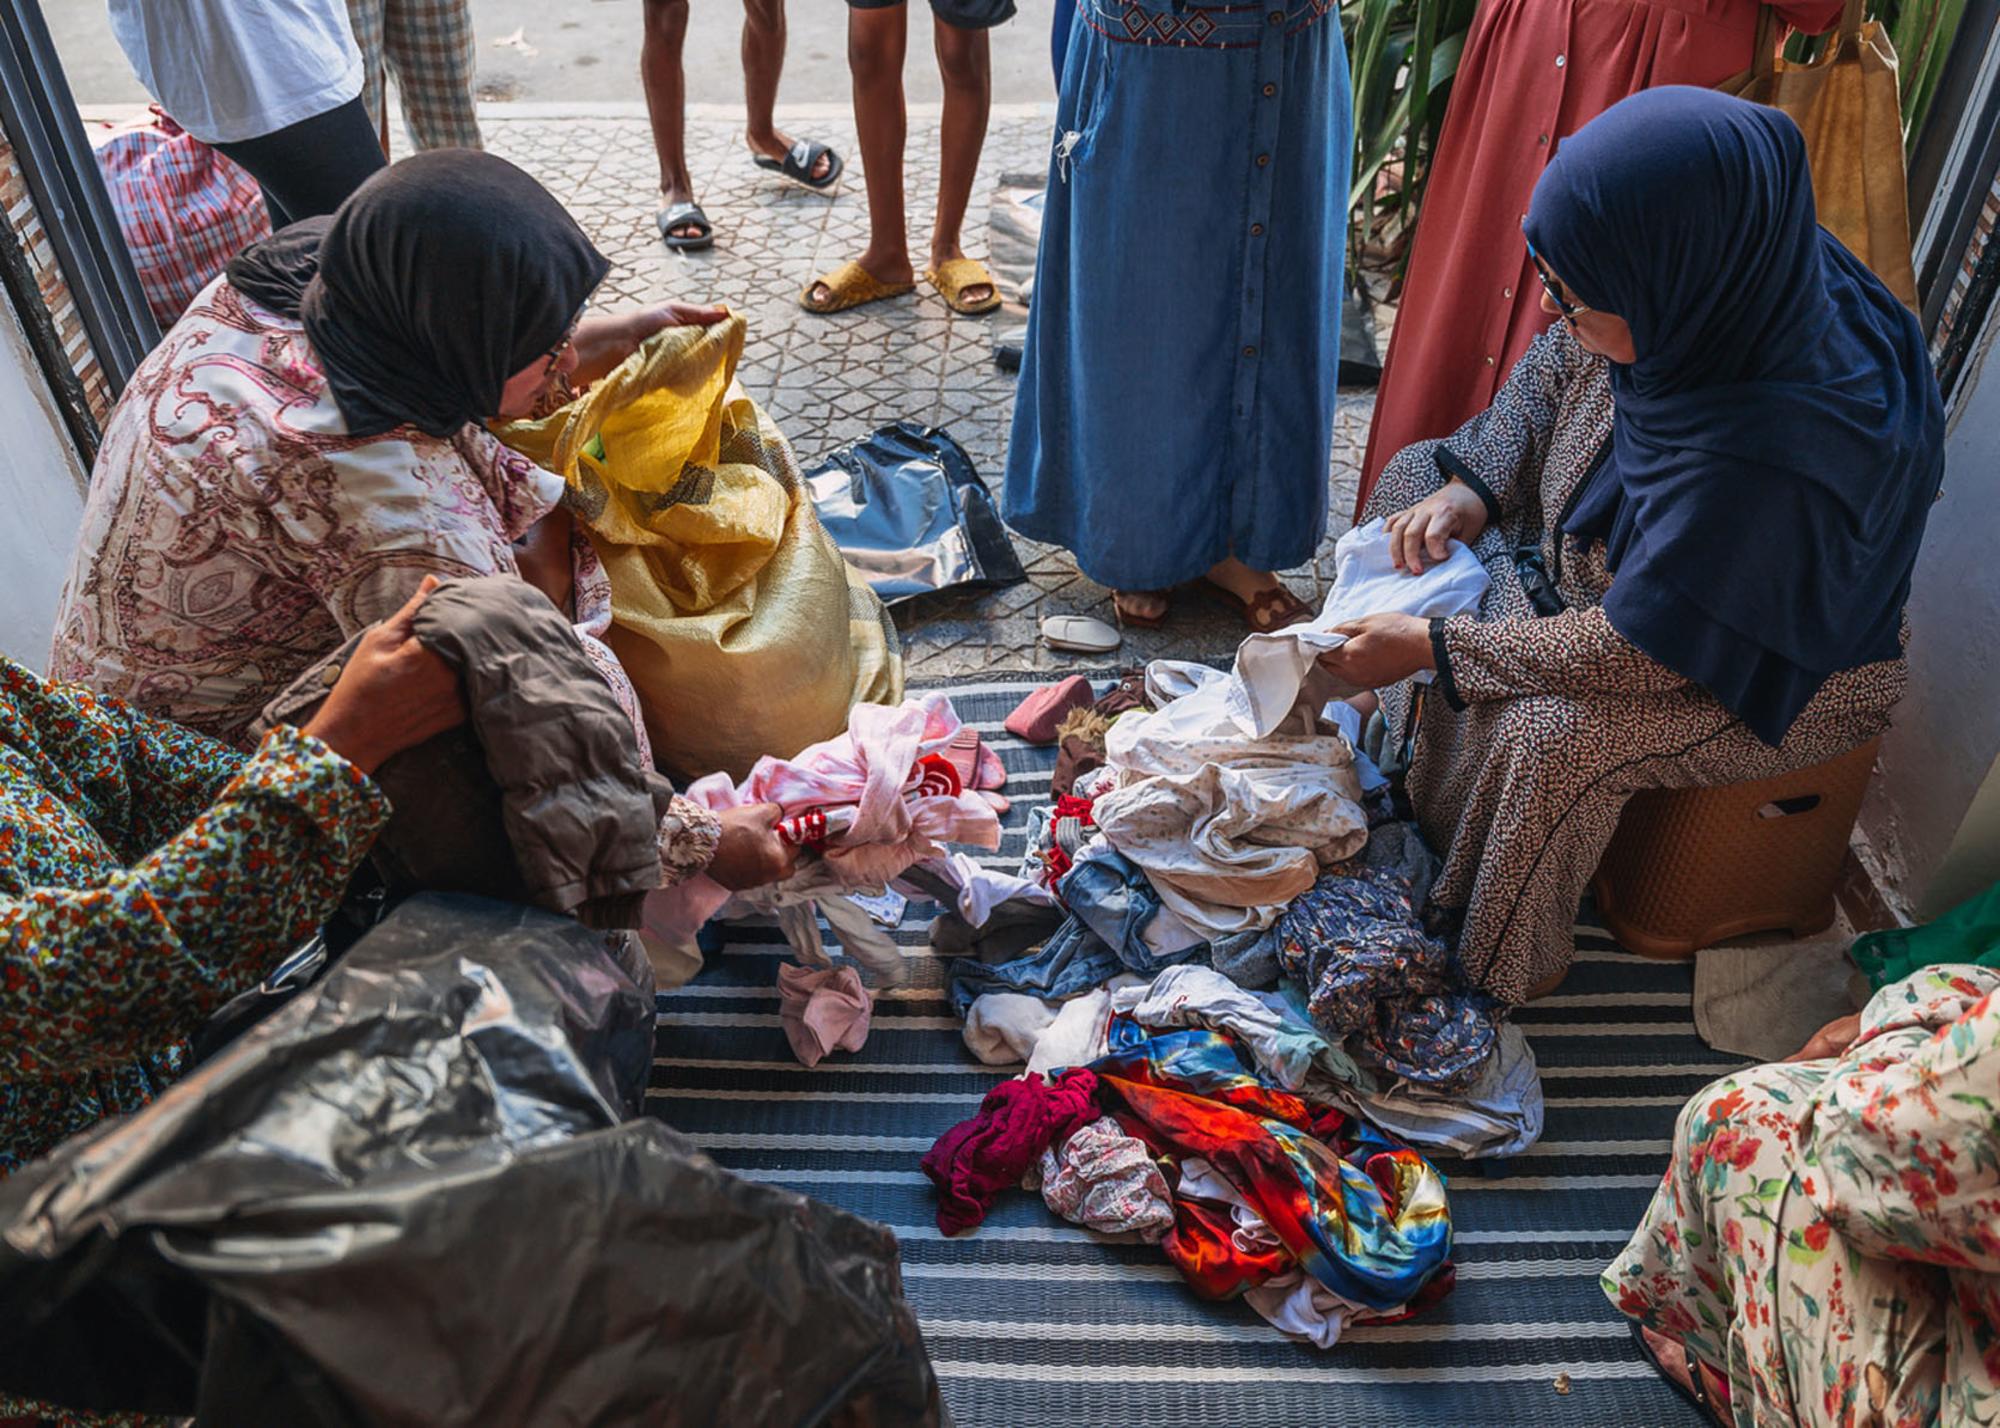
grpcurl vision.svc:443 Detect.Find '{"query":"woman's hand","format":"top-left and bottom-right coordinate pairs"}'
top-left (514, 505), bottom-right (574, 613)
top-left (708, 802), bottom-right (799, 891)
top-left (1785, 1011), bottom-right (1864, 1063)
top-left (1315, 612), bottom-right (1436, 689)
top-left (569, 302), bottom-right (730, 387)
top-left (303, 577), bottom-right (467, 774)
top-left (1385, 478), bottom-right (1489, 574)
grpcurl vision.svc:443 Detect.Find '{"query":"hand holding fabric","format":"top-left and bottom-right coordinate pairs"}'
top-left (570, 302), bottom-right (730, 387)
top-left (1384, 480), bottom-right (1489, 574)
top-left (708, 803), bottom-right (799, 890)
top-left (303, 578), bottom-right (466, 774)
top-left (1314, 613), bottom-right (1435, 690)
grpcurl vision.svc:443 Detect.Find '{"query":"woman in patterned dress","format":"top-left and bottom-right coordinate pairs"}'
top-left (2, 577), bottom-right (796, 1182)
top-left (1604, 965), bottom-right (2000, 1426)
top-left (1316, 90), bottom-right (1944, 1003)
top-left (51, 149), bottom-right (682, 749)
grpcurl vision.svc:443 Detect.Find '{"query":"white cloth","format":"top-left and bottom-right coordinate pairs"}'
top-left (1137, 901), bottom-right (1208, 960)
top-left (1024, 974), bottom-right (1145, 1077)
top-left (1233, 519), bottom-right (1489, 738)
top-left (109, 0), bottom-right (364, 144)
top-left (929, 852), bottom-right (1058, 928)
top-left (963, 993), bottom-right (1059, 1066)
top-left (1093, 677), bottom-right (1367, 937)
top-left (1242, 1273), bottom-right (1362, 1350)
top-left (1037, 1117), bottom-right (1176, 1241)
top-left (1113, 965), bottom-right (1330, 1091)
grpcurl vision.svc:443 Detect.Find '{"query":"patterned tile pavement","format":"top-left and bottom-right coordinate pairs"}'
top-left (477, 105), bottom-right (1374, 679)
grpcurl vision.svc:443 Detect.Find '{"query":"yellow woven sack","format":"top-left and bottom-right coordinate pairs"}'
top-left (495, 316), bottom-right (902, 780)
top-left (1721, 0), bottom-right (1918, 309)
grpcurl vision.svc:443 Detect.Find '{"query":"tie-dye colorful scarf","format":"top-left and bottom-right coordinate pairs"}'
top-left (1090, 1017), bottom-right (1452, 1313)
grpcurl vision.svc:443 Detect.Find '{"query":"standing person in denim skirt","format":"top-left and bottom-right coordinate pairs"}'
top-left (1004, 0), bottom-right (1352, 635)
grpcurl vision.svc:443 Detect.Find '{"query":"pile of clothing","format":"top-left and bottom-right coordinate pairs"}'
top-left (647, 693), bottom-right (1013, 1067)
top-left (921, 523), bottom-right (1545, 1346)
top-left (922, 964), bottom-right (1457, 1348)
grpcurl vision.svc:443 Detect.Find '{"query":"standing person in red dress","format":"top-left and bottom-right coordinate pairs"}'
top-left (1354, 0), bottom-right (1842, 513)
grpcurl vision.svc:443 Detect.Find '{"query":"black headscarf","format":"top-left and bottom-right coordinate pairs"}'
top-left (226, 150), bottom-right (610, 438)
top-left (1524, 89), bottom-right (1942, 746)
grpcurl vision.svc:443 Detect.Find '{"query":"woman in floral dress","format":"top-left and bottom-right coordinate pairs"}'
top-left (1605, 964), bottom-right (2000, 1426)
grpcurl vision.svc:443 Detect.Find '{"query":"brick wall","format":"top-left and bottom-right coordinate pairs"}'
top-left (0, 117), bottom-right (112, 431)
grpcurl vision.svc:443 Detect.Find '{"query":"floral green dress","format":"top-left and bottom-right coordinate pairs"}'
top-left (0, 659), bottom-right (392, 1424)
top-left (1605, 966), bottom-right (2000, 1426)
top-left (0, 656), bottom-right (387, 1176)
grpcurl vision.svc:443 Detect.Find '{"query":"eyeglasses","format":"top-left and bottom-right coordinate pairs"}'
top-left (542, 304), bottom-right (586, 375)
top-left (1525, 238), bottom-right (1590, 326)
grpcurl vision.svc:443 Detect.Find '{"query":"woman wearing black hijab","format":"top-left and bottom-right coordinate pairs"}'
top-left (50, 150), bottom-right (794, 893)
top-left (1312, 89), bottom-right (1943, 1006)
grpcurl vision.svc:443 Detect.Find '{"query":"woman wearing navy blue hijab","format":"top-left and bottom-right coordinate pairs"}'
top-left (1317, 88), bottom-right (1942, 1005)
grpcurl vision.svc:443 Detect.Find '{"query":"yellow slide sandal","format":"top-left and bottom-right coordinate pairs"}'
top-left (925, 256), bottom-right (1002, 316)
top-left (800, 260), bottom-right (916, 315)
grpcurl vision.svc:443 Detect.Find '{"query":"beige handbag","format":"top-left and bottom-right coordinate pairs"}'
top-left (1721, 0), bottom-right (1919, 309)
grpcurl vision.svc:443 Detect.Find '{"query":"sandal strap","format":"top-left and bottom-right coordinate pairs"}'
top-left (931, 256), bottom-right (991, 289)
top-left (659, 203), bottom-right (710, 232)
top-left (1245, 585), bottom-right (1309, 632)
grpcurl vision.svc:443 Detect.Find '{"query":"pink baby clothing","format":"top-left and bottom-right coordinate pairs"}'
top-left (776, 963), bottom-right (872, 1067)
top-left (1004, 676), bottom-right (1094, 745)
top-left (643, 695), bottom-right (1004, 962)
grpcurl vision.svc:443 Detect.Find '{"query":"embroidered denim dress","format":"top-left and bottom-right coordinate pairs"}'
top-left (1005, 0), bottom-right (1352, 591)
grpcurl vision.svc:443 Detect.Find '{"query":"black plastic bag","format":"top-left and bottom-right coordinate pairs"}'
top-left (0, 894), bottom-right (943, 1428)
top-left (806, 420), bottom-right (1025, 604)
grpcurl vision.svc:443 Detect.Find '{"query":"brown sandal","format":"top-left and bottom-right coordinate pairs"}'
top-left (1112, 589), bottom-right (1173, 630)
top-left (1198, 578), bottom-right (1312, 633)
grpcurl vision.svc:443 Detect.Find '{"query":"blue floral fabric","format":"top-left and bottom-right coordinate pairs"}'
top-left (1276, 868), bottom-right (1498, 1093)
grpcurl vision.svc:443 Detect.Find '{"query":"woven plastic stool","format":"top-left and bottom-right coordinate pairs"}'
top-left (1591, 738), bottom-right (1881, 960)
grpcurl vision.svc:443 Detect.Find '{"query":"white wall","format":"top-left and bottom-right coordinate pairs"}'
top-left (0, 295), bottom-right (86, 670)
top-left (1861, 309), bottom-right (2000, 916)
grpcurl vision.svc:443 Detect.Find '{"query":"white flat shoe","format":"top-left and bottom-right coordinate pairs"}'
top-left (1040, 614), bottom-right (1122, 655)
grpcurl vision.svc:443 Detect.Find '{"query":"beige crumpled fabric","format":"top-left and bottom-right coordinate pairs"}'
top-left (1091, 665), bottom-right (1367, 938)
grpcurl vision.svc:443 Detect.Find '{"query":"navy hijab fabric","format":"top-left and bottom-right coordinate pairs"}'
top-left (228, 151), bottom-right (609, 439)
top-left (1524, 88), bottom-right (1942, 746)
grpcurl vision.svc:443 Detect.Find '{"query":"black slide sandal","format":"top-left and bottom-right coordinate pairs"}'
top-left (656, 202), bottom-right (714, 252)
top-left (753, 138), bottom-right (844, 192)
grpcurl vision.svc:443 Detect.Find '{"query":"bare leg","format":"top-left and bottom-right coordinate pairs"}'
top-left (929, 16), bottom-right (992, 303)
top-left (741, 0), bottom-right (833, 180)
top-left (808, 5), bottom-right (915, 306)
top-left (641, 0), bottom-right (702, 238)
top-left (1205, 555), bottom-right (1289, 603)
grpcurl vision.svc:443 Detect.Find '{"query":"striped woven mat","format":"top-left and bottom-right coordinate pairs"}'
top-left (651, 681), bottom-right (1723, 1426)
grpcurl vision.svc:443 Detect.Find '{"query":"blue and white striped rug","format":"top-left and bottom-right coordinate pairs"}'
top-left (651, 680), bottom-right (1723, 1427)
